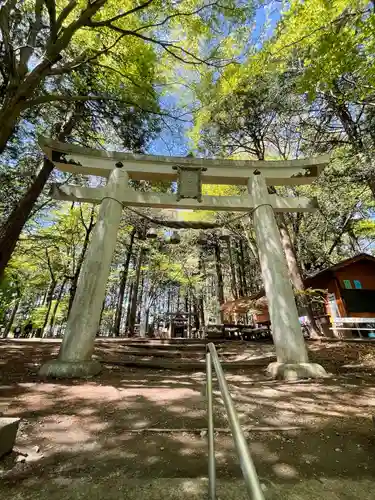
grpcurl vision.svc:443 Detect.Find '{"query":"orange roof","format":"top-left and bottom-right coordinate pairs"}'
top-left (221, 296), bottom-right (268, 314)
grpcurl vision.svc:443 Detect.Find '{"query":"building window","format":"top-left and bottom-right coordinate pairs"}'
top-left (343, 279), bottom-right (352, 289)
top-left (341, 289), bottom-right (375, 313)
top-left (353, 280), bottom-right (362, 289)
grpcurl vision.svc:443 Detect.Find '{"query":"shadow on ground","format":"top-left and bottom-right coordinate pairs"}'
top-left (1, 340), bottom-right (375, 499)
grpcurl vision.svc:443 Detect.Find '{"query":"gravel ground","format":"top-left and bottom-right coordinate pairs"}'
top-left (1, 339), bottom-right (375, 499)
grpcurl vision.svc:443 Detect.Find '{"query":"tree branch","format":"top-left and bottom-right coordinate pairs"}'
top-left (44, 0), bottom-right (57, 42)
top-left (30, 199), bottom-right (55, 220)
top-left (47, 54), bottom-right (88, 75)
top-left (79, 204), bottom-right (88, 232)
top-left (48, 0), bottom-right (231, 79)
top-left (55, 0), bottom-right (78, 32)
top-left (325, 191), bottom-right (367, 258)
top-left (48, 34), bottom-right (126, 75)
top-left (97, 25), bottom-right (214, 66)
top-left (0, 0), bottom-right (17, 81)
top-left (19, 0), bottom-right (44, 76)
top-left (53, 0), bottom-right (107, 56)
top-left (45, 247), bottom-right (55, 282)
top-left (26, 93), bottom-right (128, 106)
top-left (87, 0), bottom-right (155, 27)
top-left (24, 93), bottom-right (189, 121)
top-left (91, 2), bottom-right (216, 32)
top-left (93, 62), bottom-right (151, 93)
top-left (270, 7), bottom-right (370, 58)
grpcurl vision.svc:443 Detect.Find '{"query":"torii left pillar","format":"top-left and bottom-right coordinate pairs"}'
top-left (39, 164), bottom-right (127, 378)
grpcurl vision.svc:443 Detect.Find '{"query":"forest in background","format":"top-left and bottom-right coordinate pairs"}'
top-left (1, 0), bottom-right (375, 338)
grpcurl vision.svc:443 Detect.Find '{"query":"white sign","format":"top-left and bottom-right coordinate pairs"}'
top-left (327, 293), bottom-right (340, 319)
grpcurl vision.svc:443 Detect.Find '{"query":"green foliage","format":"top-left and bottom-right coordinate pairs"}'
top-left (262, 0), bottom-right (375, 98)
top-left (3, 0), bottom-right (375, 337)
top-left (193, 71), bottom-right (299, 159)
top-left (353, 219), bottom-right (375, 238)
top-left (30, 306), bottom-right (49, 329)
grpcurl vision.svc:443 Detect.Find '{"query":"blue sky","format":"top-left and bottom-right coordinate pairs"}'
top-left (147, 3), bottom-right (281, 158)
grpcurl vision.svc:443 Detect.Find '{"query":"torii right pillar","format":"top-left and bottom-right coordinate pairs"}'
top-left (249, 171), bottom-right (327, 380)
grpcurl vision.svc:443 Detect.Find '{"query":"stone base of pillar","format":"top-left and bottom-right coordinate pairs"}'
top-left (267, 361), bottom-right (328, 381)
top-left (39, 359), bottom-right (102, 378)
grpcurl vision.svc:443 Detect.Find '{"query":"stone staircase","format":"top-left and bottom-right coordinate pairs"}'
top-left (96, 338), bottom-right (276, 371)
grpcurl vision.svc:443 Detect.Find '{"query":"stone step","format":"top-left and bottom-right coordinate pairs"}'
top-left (115, 346), bottom-right (262, 357)
top-left (106, 339), bottom-right (210, 346)
top-left (0, 418), bottom-right (20, 458)
top-left (100, 355), bottom-right (275, 371)
top-left (119, 348), bottom-right (205, 358)
top-left (118, 343), bottom-right (207, 351)
top-left (96, 340), bottom-right (276, 369)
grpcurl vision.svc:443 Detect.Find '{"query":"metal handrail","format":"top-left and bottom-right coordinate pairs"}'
top-left (206, 342), bottom-right (265, 500)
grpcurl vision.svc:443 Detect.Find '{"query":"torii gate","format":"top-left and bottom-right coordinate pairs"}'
top-left (38, 138), bottom-right (329, 380)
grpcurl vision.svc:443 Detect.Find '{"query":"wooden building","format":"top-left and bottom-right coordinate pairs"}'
top-left (221, 296), bottom-right (270, 325)
top-left (221, 254), bottom-right (375, 336)
top-left (305, 254), bottom-right (375, 320)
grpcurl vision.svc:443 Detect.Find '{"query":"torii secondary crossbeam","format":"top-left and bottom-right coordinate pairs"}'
top-left (39, 138), bottom-right (329, 380)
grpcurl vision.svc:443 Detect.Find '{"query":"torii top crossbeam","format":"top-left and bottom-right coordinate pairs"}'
top-left (39, 138), bottom-right (330, 213)
top-left (40, 137), bottom-right (329, 186)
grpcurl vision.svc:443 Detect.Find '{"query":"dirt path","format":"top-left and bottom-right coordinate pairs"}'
top-left (1, 340), bottom-right (375, 499)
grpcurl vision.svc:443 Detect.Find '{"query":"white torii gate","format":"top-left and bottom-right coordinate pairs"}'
top-left (38, 138), bottom-right (329, 380)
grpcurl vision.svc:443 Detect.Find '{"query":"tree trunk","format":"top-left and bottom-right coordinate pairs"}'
top-left (4, 296), bottom-right (20, 337)
top-left (113, 228), bottom-right (136, 336)
top-left (140, 306), bottom-right (150, 338)
top-left (41, 287), bottom-right (49, 306)
top-left (48, 277), bottom-right (67, 335)
top-left (186, 288), bottom-right (192, 338)
top-left (239, 240), bottom-right (248, 295)
top-left (0, 102), bottom-right (27, 155)
top-left (0, 159), bottom-right (54, 279)
top-left (125, 281), bottom-right (134, 332)
top-left (128, 247), bottom-right (144, 335)
top-left (324, 89), bottom-right (364, 151)
top-left (176, 284), bottom-right (181, 311)
top-left (0, 103), bottom-right (84, 278)
top-left (235, 241), bottom-right (246, 297)
top-left (140, 254), bottom-right (151, 338)
top-left (199, 299), bottom-right (205, 330)
top-left (98, 298), bottom-right (107, 336)
top-left (167, 285), bottom-right (172, 319)
top-left (226, 238), bottom-right (238, 299)
top-left (0, 0), bottom-right (109, 155)
top-left (0, 53), bottom-right (63, 156)
top-left (42, 280), bottom-right (56, 337)
top-left (68, 206), bottom-right (95, 313)
top-left (193, 294), bottom-right (200, 331)
top-left (214, 241), bottom-right (225, 323)
top-left (198, 253), bottom-right (206, 330)
top-left (137, 272), bottom-right (145, 325)
top-left (278, 216), bottom-right (322, 338)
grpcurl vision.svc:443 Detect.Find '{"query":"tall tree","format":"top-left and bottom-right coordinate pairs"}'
top-left (0, 0), bottom-right (253, 154)
top-left (0, 69), bottom-right (160, 278)
top-left (0, 103), bottom-right (84, 277)
top-left (67, 205), bottom-right (96, 312)
top-left (113, 226), bottom-right (136, 335)
top-left (0, 0), bottom-right (256, 279)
